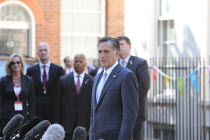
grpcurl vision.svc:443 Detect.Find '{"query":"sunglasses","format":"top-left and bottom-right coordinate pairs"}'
top-left (10, 61), bottom-right (21, 65)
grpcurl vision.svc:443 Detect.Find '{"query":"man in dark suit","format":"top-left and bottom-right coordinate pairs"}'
top-left (89, 36), bottom-right (139, 140)
top-left (89, 60), bottom-right (103, 77)
top-left (63, 56), bottom-right (73, 75)
top-left (117, 36), bottom-right (150, 140)
top-left (26, 42), bottom-right (64, 123)
top-left (59, 53), bottom-right (93, 140)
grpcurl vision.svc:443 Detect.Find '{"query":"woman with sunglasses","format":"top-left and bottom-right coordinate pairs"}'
top-left (0, 53), bottom-right (35, 131)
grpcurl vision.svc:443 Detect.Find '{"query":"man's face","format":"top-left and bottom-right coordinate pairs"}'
top-left (37, 43), bottom-right (50, 62)
top-left (119, 39), bottom-right (131, 58)
top-left (98, 41), bottom-right (119, 70)
top-left (65, 57), bottom-right (73, 68)
top-left (74, 55), bottom-right (86, 74)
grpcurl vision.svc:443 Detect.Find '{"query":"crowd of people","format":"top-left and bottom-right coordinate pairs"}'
top-left (0, 36), bottom-right (150, 140)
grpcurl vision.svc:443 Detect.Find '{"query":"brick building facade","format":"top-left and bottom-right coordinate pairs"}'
top-left (0, 0), bottom-right (124, 64)
top-left (106, 0), bottom-right (124, 37)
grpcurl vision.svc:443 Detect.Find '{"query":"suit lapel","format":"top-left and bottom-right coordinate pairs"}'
top-left (79, 74), bottom-right (89, 95)
top-left (68, 72), bottom-right (76, 92)
top-left (48, 63), bottom-right (54, 84)
top-left (92, 71), bottom-right (103, 108)
top-left (34, 64), bottom-right (42, 89)
top-left (8, 76), bottom-right (17, 99)
top-left (19, 75), bottom-right (25, 97)
top-left (96, 64), bottom-right (121, 109)
top-left (126, 55), bottom-right (134, 69)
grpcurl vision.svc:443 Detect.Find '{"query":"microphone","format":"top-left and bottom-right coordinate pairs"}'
top-left (72, 126), bottom-right (87, 140)
top-left (41, 124), bottom-right (65, 140)
top-left (23, 120), bottom-right (51, 140)
top-left (2, 114), bottom-right (24, 139)
top-left (11, 116), bottom-right (41, 140)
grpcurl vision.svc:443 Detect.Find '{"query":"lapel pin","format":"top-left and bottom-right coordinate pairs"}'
top-left (113, 75), bottom-right (116, 78)
top-left (130, 61), bottom-right (133, 65)
top-left (85, 79), bottom-right (89, 84)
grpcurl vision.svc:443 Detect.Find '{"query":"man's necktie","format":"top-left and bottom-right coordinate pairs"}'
top-left (76, 75), bottom-right (80, 94)
top-left (96, 72), bottom-right (107, 103)
top-left (121, 60), bottom-right (125, 67)
top-left (42, 65), bottom-right (47, 93)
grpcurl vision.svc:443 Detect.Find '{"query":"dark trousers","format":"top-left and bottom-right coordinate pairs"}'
top-left (35, 98), bottom-right (53, 123)
top-left (133, 121), bottom-right (144, 140)
top-left (64, 118), bottom-right (78, 140)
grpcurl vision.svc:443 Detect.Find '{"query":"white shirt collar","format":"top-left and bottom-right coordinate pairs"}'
top-left (119, 55), bottom-right (131, 64)
top-left (96, 67), bottom-right (103, 75)
top-left (39, 61), bottom-right (51, 68)
top-left (65, 67), bottom-right (73, 71)
top-left (73, 70), bottom-right (85, 78)
top-left (103, 61), bottom-right (118, 77)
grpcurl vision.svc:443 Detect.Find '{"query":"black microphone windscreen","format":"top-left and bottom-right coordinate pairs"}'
top-left (19, 117), bottom-right (41, 136)
top-left (41, 124), bottom-right (65, 140)
top-left (12, 116), bottom-right (41, 140)
top-left (72, 126), bottom-right (87, 140)
top-left (2, 114), bottom-right (24, 138)
top-left (24, 120), bottom-right (51, 140)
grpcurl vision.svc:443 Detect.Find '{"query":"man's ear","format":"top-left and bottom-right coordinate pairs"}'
top-left (49, 48), bottom-right (51, 54)
top-left (116, 50), bottom-right (120, 56)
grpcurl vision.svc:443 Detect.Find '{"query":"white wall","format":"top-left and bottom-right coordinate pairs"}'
top-left (173, 0), bottom-right (208, 58)
top-left (124, 0), bottom-right (209, 58)
top-left (124, 0), bottom-right (153, 60)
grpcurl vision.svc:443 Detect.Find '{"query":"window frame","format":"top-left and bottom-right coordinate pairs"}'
top-left (60, 0), bottom-right (106, 65)
top-left (0, 1), bottom-right (36, 58)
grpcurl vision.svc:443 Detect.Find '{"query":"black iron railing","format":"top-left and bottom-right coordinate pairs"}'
top-left (145, 57), bottom-right (208, 140)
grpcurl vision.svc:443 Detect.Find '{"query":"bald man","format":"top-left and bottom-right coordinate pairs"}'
top-left (59, 53), bottom-right (93, 140)
top-left (26, 42), bottom-right (64, 123)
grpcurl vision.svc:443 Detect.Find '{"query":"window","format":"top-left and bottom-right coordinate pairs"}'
top-left (0, 2), bottom-right (35, 57)
top-left (156, 0), bottom-right (176, 96)
top-left (158, 19), bottom-right (175, 57)
top-left (0, 29), bottom-right (28, 56)
top-left (158, 0), bottom-right (176, 58)
top-left (60, 0), bottom-right (105, 65)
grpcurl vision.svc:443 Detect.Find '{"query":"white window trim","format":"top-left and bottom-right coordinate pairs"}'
top-left (0, 21), bottom-right (29, 29)
top-left (61, 33), bottom-right (103, 37)
top-left (60, 0), bottom-right (106, 61)
top-left (101, 0), bottom-right (106, 37)
top-left (61, 9), bottom-right (102, 14)
top-left (60, 0), bottom-right (105, 38)
top-left (0, 1), bottom-right (36, 57)
top-left (158, 16), bottom-right (174, 21)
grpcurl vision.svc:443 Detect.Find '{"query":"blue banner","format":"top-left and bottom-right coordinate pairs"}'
top-left (189, 71), bottom-right (199, 93)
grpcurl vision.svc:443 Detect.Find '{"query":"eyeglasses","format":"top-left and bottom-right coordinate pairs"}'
top-left (10, 61), bottom-right (21, 65)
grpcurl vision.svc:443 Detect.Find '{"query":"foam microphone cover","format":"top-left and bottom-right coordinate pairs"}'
top-left (2, 114), bottom-right (24, 138)
top-left (24, 120), bottom-right (51, 140)
top-left (11, 116), bottom-right (41, 140)
top-left (41, 124), bottom-right (65, 140)
top-left (72, 126), bottom-right (87, 140)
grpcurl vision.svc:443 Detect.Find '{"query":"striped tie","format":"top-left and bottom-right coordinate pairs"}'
top-left (121, 60), bottom-right (125, 67)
